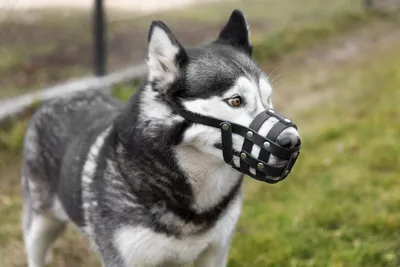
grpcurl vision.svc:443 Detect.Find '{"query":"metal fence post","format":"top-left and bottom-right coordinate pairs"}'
top-left (93, 0), bottom-right (107, 76)
top-left (363, 0), bottom-right (374, 9)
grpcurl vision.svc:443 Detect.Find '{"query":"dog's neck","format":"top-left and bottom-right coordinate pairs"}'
top-left (174, 144), bottom-right (243, 213)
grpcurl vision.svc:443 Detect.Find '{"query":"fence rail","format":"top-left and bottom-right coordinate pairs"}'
top-left (0, 64), bottom-right (147, 121)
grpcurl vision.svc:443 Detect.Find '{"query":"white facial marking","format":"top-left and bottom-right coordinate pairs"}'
top-left (180, 76), bottom-right (267, 159)
top-left (177, 72), bottom-right (299, 180)
top-left (175, 76), bottom-right (264, 212)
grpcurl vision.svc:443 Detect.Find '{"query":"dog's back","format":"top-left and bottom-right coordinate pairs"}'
top-left (22, 91), bottom-right (121, 209)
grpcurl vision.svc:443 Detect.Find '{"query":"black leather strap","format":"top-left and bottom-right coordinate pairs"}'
top-left (174, 107), bottom-right (300, 183)
top-left (220, 123), bottom-right (233, 164)
top-left (177, 109), bottom-right (297, 160)
top-left (240, 111), bottom-right (271, 174)
top-left (240, 151), bottom-right (285, 177)
top-left (257, 121), bottom-right (291, 177)
top-left (266, 109), bottom-right (296, 127)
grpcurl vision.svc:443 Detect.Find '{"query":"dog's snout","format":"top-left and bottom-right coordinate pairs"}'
top-left (277, 133), bottom-right (301, 149)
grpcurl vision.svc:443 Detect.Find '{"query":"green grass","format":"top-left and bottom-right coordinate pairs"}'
top-left (226, 42), bottom-right (400, 267)
top-left (252, 10), bottom-right (396, 62)
top-left (0, 119), bottom-right (28, 154)
top-left (1, 35), bottom-right (400, 266)
top-left (111, 79), bottom-right (142, 101)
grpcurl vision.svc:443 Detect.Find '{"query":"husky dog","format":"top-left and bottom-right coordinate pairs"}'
top-left (21, 9), bottom-right (301, 267)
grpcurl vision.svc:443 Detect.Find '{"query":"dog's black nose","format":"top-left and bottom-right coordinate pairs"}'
top-left (277, 134), bottom-right (301, 149)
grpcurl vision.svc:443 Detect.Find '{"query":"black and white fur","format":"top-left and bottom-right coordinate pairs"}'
top-left (21, 10), bottom-right (300, 267)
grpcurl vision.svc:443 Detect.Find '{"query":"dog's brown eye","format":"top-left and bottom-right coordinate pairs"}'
top-left (229, 96), bottom-right (242, 107)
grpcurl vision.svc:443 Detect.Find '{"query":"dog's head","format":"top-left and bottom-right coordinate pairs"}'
top-left (142, 10), bottom-right (301, 182)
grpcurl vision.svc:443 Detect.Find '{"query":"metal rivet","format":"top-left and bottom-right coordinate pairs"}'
top-left (240, 153), bottom-right (247, 160)
top-left (263, 141), bottom-right (270, 148)
top-left (269, 109), bottom-right (275, 113)
top-left (284, 170), bottom-right (290, 176)
top-left (222, 123), bottom-right (230, 131)
top-left (293, 152), bottom-right (299, 159)
top-left (246, 131), bottom-right (253, 138)
top-left (257, 163), bottom-right (264, 169)
top-left (284, 118), bottom-right (291, 123)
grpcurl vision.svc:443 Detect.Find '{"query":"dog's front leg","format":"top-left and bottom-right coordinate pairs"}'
top-left (194, 243), bottom-right (230, 267)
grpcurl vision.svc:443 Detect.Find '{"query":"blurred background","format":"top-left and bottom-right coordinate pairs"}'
top-left (0, 0), bottom-right (399, 266)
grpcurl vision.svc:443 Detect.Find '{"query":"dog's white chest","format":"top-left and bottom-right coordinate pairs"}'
top-left (113, 197), bottom-right (242, 266)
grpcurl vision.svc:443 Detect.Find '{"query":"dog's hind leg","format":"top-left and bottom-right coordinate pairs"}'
top-left (22, 176), bottom-right (67, 267)
top-left (23, 205), bottom-right (66, 267)
top-left (21, 123), bottom-right (68, 267)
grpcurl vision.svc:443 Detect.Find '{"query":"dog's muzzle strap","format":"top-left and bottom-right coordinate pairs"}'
top-left (175, 107), bottom-right (300, 184)
top-left (240, 110), bottom-right (271, 176)
top-left (240, 109), bottom-right (299, 182)
top-left (221, 122), bottom-right (234, 164)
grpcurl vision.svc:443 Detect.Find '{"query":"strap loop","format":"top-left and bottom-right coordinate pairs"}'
top-left (220, 122), bottom-right (233, 164)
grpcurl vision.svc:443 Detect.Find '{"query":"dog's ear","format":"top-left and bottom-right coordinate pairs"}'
top-left (146, 21), bottom-right (187, 91)
top-left (214, 9), bottom-right (252, 56)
